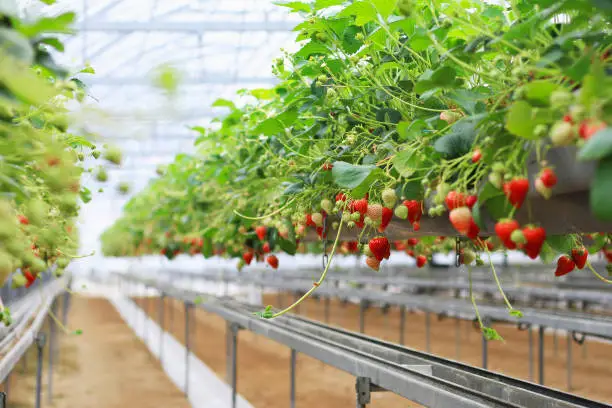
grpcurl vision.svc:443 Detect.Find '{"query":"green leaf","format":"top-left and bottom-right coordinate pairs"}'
top-left (545, 235), bottom-right (575, 254)
top-left (482, 327), bottom-right (504, 341)
top-left (392, 148), bottom-right (418, 177)
top-left (275, 1), bottom-right (312, 13)
top-left (17, 12), bottom-right (76, 38)
top-left (332, 161), bottom-right (377, 189)
top-left (351, 169), bottom-right (382, 198)
top-left (505, 101), bottom-right (537, 139)
top-left (79, 187), bottom-right (92, 204)
top-left (434, 117), bottom-right (477, 158)
top-left (447, 89), bottom-right (488, 115)
top-left (415, 66), bottom-right (458, 94)
top-left (509, 309), bottom-right (523, 318)
top-left (590, 0), bottom-right (612, 12)
top-left (478, 182), bottom-right (503, 204)
top-left (578, 128), bottom-right (612, 161)
top-left (523, 81), bottom-right (558, 106)
top-left (342, 25), bottom-right (363, 54)
top-left (211, 98), bottom-right (236, 109)
top-left (278, 237), bottom-right (297, 255)
top-left (314, 0), bottom-right (345, 8)
top-left (472, 202), bottom-right (484, 229)
top-left (0, 28), bottom-right (34, 63)
top-left (591, 156), bottom-right (612, 221)
top-left (371, 0), bottom-right (397, 19)
top-left (37, 37), bottom-right (64, 52)
top-left (397, 120), bottom-right (426, 141)
top-left (295, 41), bottom-right (329, 59)
top-left (254, 118), bottom-right (284, 136)
top-left (398, 181), bottom-right (423, 200)
top-left (338, 2), bottom-right (377, 26)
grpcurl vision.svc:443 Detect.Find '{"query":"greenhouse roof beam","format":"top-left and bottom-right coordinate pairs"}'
top-left (82, 74), bottom-right (278, 86)
top-left (75, 20), bottom-right (296, 33)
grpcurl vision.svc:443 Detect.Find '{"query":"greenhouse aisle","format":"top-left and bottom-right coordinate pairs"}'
top-left (8, 297), bottom-right (190, 408)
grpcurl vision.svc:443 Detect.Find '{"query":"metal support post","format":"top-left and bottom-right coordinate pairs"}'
top-left (228, 323), bottom-right (241, 408)
top-left (538, 325), bottom-right (545, 385)
top-left (184, 302), bottom-right (191, 398)
top-left (290, 349), bottom-right (297, 408)
top-left (482, 327), bottom-right (488, 370)
top-left (35, 333), bottom-right (46, 408)
top-left (169, 296), bottom-right (174, 333)
top-left (159, 294), bottom-right (165, 365)
top-left (4, 373), bottom-right (9, 402)
top-left (359, 301), bottom-right (366, 334)
top-left (355, 377), bottom-right (387, 408)
top-left (528, 325), bottom-right (534, 381)
top-left (0, 391), bottom-right (5, 407)
top-left (399, 306), bottom-right (406, 345)
top-left (455, 316), bottom-right (461, 360)
top-left (324, 296), bottom-right (330, 324)
top-left (567, 332), bottom-right (573, 391)
top-left (425, 311), bottom-right (431, 353)
top-left (294, 293), bottom-right (300, 314)
top-left (143, 293), bottom-right (149, 346)
top-left (277, 291), bottom-right (283, 308)
top-left (47, 300), bottom-right (58, 405)
top-left (553, 329), bottom-right (558, 356)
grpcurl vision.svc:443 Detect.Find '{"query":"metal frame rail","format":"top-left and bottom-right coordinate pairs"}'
top-left (0, 275), bottom-right (71, 408)
top-left (154, 269), bottom-right (612, 309)
top-left (119, 274), bottom-right (611, 408)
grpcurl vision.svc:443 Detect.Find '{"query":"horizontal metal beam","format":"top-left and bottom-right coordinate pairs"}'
top-left (75, 20), bottom-right (297, 33)
top-left (81, 75), bottom-right (278, 86)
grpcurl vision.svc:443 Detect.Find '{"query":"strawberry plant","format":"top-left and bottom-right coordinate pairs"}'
top-left (102, 0), bottom-right (612, 339)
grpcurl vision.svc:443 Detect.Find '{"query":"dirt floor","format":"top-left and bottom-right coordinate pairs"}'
top-left (135, 294), bottom-right (612, 408)
top-left (5, 297), bottom-right (190, 408)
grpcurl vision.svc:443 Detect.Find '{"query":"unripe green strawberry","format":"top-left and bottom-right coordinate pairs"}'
top-left (534, 178), bottom-right (552, 199)
top-left (550, 89), bottom-right (573, 109)
top-left (492, 162), bottom-right (505, 173)
top-left (341, 212), bottom-right (352, 223)
top-left (462, 249), bottom-right (476, 265)
top-left (56, 257), bottom-right (70, 269)
top-left (350, 212), bottom-right (361, 222)
top-left (11, 273), bottom-right (26, 288)
top-left (510, 229), bottom-right (527, 245)
top-left (26, 200), bottom-right (48, 226)
top-left (29, 258), bottom-right (47, 274)
top-left (394, 205), bottom-right (408, 219)
top-left (488, 172), bottom-right (502, 189)
top-left (311, 212), bottom-right (323, 227)
top-left (103, 146), bottom-right (123, 165)
top-left (363, 245), bottom-right (374, 257)
top-left (347, 221), bottom-right (356, 228)
top-left (117, 182), bottom-right (130, 194)
top-left (54, 267), bottom-right (65, 277)
top-left (92, 150), bottom-right (101, 159)
top-left (382, 189), bottom-right (397, 207)
top-left (550, 121), bottom-right (576, 146)
top-left (0, 219), bottom-right (17, 240)
top-left (320, 199), bottom-right (333, 213)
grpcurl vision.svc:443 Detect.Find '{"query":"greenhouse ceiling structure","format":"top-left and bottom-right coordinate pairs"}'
top-left (19, 0), bottom-right (301, 254)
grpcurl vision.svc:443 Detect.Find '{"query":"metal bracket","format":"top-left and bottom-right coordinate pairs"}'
top-left (572, 331), bottom-right (586, 345)
top-left (517, 322), bottom-right (532, 332)
top-left (355, 377), bottom-right (387, 405)
top-left (35, 333), bottom-right (46, 349)
top-left (230, 322), bottom-right (243, 335)
top-left (437, 312), bottom-right (447, 322)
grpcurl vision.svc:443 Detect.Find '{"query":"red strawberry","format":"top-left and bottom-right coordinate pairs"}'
top-left (449, 207), bottom-right (472, 235)
top-left (579, 120), bottom-right (606, 140)
top-left (267, 255), bottom-right (279, 269)
top-left (255, 226), bottom-right (267, 240)
top-left (160, 248), bottom-right (167, 255)
top-left (368, 237), bottom-right (390, 262)
top-left (466, 195), bottom-right (477, 209)
top-left (603, 249), bottom-right (612, 263)
top-left (316, 226), bottom-right (327, 239)
top-left (495, 219), bottom-right (520, 249)
top-left (404, 200), bottom-right (422, 227)
top-left (407, 238), bottom-right (418, 246)
top-left (336, 192), bottom-right (347, 202)
top-left (24, 270), bottom-right (36, 288)
top-left (445, 191), bottom-right (467, 210)
top-left (351, 198), bottom-right (368, 215)
top-left (394, 241), bottom-right (406, 251)
top-left (18, 215), bottom-right (29, 225)
top-left (555, 255), bottom-right (575, 277)
top-left (539, 168), bottom-right (557, 188)
top-left (378, 207), bottom-right (393, 232)
top-left (503, 178), bottom-right (529, 209)
top-left (262, 242), bottom-right (271, 253)
top-left (416, 255), bottom-right (427, 268)
top-left (571, 247), bottom-right (588, 269)
top-left (406, 249), bottom-right (415, 257)
top-left (242, 252), bottom-right (254, 265)
top-left (522, 226), bottom-right (546, 259)
top-left (471, 149), bottom-right (482, 163)
top-left (366, 256), bottom-right (380, 271)
top-left (466, 219), bottom-right (480, 239)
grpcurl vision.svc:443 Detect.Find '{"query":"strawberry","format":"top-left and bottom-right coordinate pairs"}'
top-left (466, 195), bottom-right (477, 209)
top-left (503, 178), bottom-right (529, 209)
top-left (461, 249), bottom-right (476, 265)
top-left (267, 255), bottom-right (279, 269)
top-left (407, 238), bottom-right (418, 246)
top-left (255, 226), bottom-right (267, 240)
top-left (579, 119), bottom-right (606, 140)
top-left (320, 199), bottom-right (333, 213)
top-left (316, 226), bottom-right (327, 239)
top-left (321, 162), bottom-right (333, 171)
top-left (262, 242), bottom-right (271, 253)
top-left (18, 215), bottom-right (29, 225)
top-left (335, 192), bottom-right (347, 202)
top-left (311, 212), bottom-right (324, 227)
top-left (24, 269), bottom-right (36, 288)
top-left (160, 248), bottom-right (167, 255)
top-left (445, 191), bottom-right (467, 210)
top-left (550, 121), bottom-right (576, 146)
top-left (571, 247), bottom-right (588, 269)
top-left (416, 255), bottom-right (427, 268)
top-left (366, 256), bottom-right (380, 271)
top-left (367, 203), bottom-right (383, 221)
top-left (466, 219), bottom-right (480, 239)
top-left (449, 207), bottom-right (472, 235)
top-left (534, 179), bottom-right (552, 199)
top-left (351, 198), bottom-right (368, 215)
top-left (394, 205), bottom-right (408, 219)
top-left (393, 241), bottom-right (406, 251)
top-left (368, 237), bottom-right (390, 262)
top-left (378, 207), bottom-right (393, 232)
top-left (382, 188), bottom-right (397, 207)
top-left (522, 226), bottom-right (546, 259)
top-left (495, 219), bottom-right (520, 249)
top-left (406, 249), bottom-right (415, 257)
top-left (404, 200), bottom-right (422, 226)
top-left (242, 252), bottom-right (254, 265)
top-left (555, 255), bottom-right (575, 277)
top-left (539, 168), bottom-right (557, 188)
top-left (471, 149), bottom-right (482, 163)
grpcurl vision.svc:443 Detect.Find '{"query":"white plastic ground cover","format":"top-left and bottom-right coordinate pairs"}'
top-left (108, 293), bottom-right (254, 408)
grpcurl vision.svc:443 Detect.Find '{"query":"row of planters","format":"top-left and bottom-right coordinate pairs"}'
top-left (102, 0), bottom-right (612, 331)
top-left (0, 0), bottom-right (116, 323)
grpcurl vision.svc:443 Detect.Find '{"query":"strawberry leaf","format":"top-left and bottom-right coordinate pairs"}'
top-left (578, 128), bottom-right (612, 161)
top-left (591, 156), bottom-right (612, 221)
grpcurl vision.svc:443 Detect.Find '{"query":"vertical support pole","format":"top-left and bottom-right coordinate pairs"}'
top-left (455, 316), bottom-right (461, 360)
top-left (359, 301), bottom-right (365, 334)
top-left (159, 294), bottom-right (165, 365)
top-left (169, 295), bottom-right (174, 334)
top-left (399, 306), bottom-right (406, 345)
top-left (324, 296), bottom-right (330, 324)
top-left (290, 349), bottom-right (297, 408)
top-left (184, 301), bottom-right (190, 398)
top-left (528, 325), bottom-right (534, 382)
top-left (277, 291), bottom-right (283, 308)
top-left (35, 333), bottom-right (46, 408)
top-left (538, 325), bottom-right (545, 385)
top-left (230, 324), bottom-right (239, 408)
top-left (553, 329), bottom-right (558, 356)
top-left (355, 377), bottom-right (370, 408)
top-left (425, 311), bottom-right (431, 353)
top-left (4, 373), bottom-right (10, 402)
top-left (294, 293), bottom-right (300, 314)
top-left (582, 337), bottom-right (587, 360)
top-left (482, 329), bottom-right (488, 369)
top-left (143, 291), bottom-right (149, 346)
top-left (47, 300), bottom-right (58, 405)
top-left (567, 332), bottom-right (573, 392)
